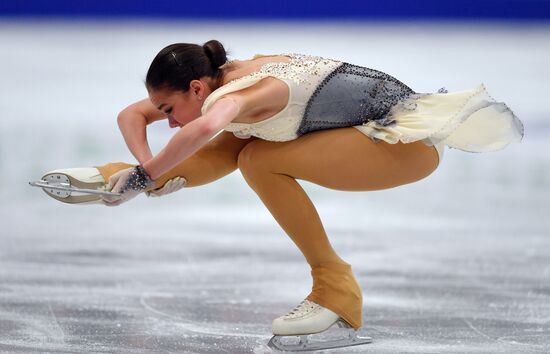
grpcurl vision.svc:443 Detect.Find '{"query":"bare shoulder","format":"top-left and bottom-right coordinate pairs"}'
top-left (208, 55), bottom-right (291, 123)
top-left (220, 55), bottom-right (291, 86)
top-left (221, 77), bottom-right (289, 123)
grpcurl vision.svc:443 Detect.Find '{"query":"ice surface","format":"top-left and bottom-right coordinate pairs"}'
top-left (0, 19), bottom-right (549, 353)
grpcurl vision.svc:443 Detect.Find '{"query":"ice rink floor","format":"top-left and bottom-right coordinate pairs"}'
top-left (0, 20), bottom-right (549, 353)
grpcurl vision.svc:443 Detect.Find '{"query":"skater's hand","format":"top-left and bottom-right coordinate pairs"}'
top-left (145, 176), bottom-right (187, 198)
top-left (101, 166), bottom-right (153, 206)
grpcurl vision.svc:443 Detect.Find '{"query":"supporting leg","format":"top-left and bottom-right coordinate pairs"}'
top-left (237, 127), bottom-right (440, 329)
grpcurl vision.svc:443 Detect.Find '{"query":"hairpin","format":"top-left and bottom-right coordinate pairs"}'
top-left (170, 51), bottom-right (181, 66)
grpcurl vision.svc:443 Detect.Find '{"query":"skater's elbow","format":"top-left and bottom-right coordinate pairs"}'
top-left (118, 98), bottom-right (167, 126)
top-left (116, 111), bottom-right (126, 126)
top-left (116, 110), bottom-right (130, 130)
top-left (117, 108), bottom-right (145, 129)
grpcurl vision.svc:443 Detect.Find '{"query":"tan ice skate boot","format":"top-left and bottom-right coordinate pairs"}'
top-left (306, 261), bottom-right (364, 330)
top-left (36, 162), bottom-right (134, 204)
top-left (267, 261), bottom-right (372, 351)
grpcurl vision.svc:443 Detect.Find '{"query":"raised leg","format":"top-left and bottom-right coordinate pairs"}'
top-left (39, 132), bottom-right (258, 204)
top-left (95, 131), bottom-right (258, 191)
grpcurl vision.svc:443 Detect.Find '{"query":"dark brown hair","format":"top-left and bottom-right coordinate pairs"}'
top-left (145, 40), bottom-right (228, 92)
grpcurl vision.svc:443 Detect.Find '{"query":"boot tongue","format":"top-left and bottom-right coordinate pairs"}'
top-left (285, 299), bottom-right (317, 318)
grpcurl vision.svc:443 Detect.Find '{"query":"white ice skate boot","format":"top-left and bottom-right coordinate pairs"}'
top-left (30, 167), bottom-right (112, 204)
top-left (268, 299), bottom-right (372, 351)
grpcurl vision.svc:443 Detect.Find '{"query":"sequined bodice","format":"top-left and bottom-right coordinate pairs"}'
top-left (200, 53), bottom-right (414, 141)
top-left (299, 63), bottom-right (414, 135)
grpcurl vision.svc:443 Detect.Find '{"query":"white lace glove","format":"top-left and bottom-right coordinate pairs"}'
top-left (101, 166), bottom-right (154, 207)
top-left (145, 176), bottom-right (187, 197)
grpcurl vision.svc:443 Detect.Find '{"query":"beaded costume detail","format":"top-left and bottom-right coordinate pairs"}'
top-left (299, 62), bottom-right (415, 135)
top-left (120, 166), bottom-right (153, 193)
top-left (228, 53), bottom-right (340, 86)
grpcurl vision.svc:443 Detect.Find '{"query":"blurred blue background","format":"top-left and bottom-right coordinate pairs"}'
top-left (1, 0), bottom-right (550, 19)
top-left (0, 2), bottom-right (549, 353)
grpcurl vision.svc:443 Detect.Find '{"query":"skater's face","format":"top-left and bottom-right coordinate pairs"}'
top-left (149, 79), bottom-right (211, 129)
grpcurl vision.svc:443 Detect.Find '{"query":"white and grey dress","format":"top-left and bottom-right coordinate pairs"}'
top-left (201, 53), bottom-right (525, 163)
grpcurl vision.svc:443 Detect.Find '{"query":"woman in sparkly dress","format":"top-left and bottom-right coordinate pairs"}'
top-left (38, 40), bottom-right (523, 351)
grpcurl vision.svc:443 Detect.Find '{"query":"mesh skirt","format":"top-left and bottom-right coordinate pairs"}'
top-left (353, 84), bottom-right (524, 158)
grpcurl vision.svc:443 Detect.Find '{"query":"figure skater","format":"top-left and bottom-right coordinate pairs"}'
top-left (35, 40), bottom-right (524, 351)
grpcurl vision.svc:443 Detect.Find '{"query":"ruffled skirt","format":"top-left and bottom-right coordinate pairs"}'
top-left (353, 84), bottom-right (524, 156)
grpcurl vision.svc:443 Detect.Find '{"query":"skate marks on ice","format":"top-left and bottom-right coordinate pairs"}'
top-left (0, 299), bottom-right (126, 353)
top-left (346, 276), bottom-right (550, 353)
top-left (140, 292), bottom-right (375, 353)
top-left (2, 233), bottom-right (548, 354)
top-left (359, 320), bottom-right (548, 354)
top-left (0, 291), bottom-right (270, 353)
top-left (139, 291), bottom-right (273, 353)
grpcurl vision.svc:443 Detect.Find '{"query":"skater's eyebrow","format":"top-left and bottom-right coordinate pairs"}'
top-left (157, 103), bottom-right (173, 114)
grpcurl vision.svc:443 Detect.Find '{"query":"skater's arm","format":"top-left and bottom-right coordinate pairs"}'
top-left (117, 98), bottom-right (167, 165)
top-left (142, 97), bottom-right (240, 181)
top-left (151, 130), bottom-right (257, 189)
top-left (143, 77), bottom-right (286, 184)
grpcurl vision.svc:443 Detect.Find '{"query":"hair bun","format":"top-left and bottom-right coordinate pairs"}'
top-left (202, 40), bottom-right (228, 69)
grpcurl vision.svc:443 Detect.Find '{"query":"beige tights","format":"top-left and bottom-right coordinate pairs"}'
top-left (95, 128), bottom-right (440, 329)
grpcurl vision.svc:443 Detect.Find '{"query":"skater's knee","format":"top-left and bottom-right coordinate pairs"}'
top-left (237, 140), bottom-right (268, 175)
top-left (407, 143), bottom-right (440, 183)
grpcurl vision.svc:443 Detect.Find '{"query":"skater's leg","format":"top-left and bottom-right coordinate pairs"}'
top-left (237, 127), bottom-right (439, 264)
top-left (95, 162), bottom-right (135, 182)
top-left (95, 131), bottom-right (258, 191)
top-left (237, 127), bottom-right (439, 329)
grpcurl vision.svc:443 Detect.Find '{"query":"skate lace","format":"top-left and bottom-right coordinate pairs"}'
top-left (283, 299), bottom-right (318, 319)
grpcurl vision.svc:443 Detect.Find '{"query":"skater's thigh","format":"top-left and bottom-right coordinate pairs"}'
top-left (238, 127), bottom-right (439, 191)
top-left (200, 130), bottom-right (260, 162)
top-left (167, 130), bottom-right (259, 185)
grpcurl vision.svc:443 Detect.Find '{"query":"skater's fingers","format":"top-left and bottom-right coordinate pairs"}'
top-left (146, 176), bottom-right (186, 197)
top-left (101, 194), bottom-right (122, 204)
top-left (146, 181), bottom-right (172, 197)
top-left (155, 179), bottom-right (175, 195)
top-left (146, 189), bottom-right (160, 197)
top-left (100, 167), bottom-right (148, 203)
top-left (110, 183), bottom-right (124, 195)
top-left (101, 197), bottom-right (122, 207)
top-left (169, 176), bottom-right (186, 191)
top-left (101, 197), bottom-right (114, 205)
top-left (164, 178), bottom-right (180, 193)
top-left (107, 173), bottom-right (120, 187)
top-left (107, 178), bottom-right (123, 194)
top-left (107, 168), bottom-right (134, 194)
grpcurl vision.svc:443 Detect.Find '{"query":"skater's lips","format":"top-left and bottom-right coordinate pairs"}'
top-left (168, 117), bottom-right (180, 128)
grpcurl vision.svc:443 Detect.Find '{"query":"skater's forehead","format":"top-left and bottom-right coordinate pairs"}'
top-left (149, 89), bottom-right (167, 105)
top-left (149, 89), bottom-right (185, 109)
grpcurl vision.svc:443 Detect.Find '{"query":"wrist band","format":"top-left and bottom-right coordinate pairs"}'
top-left (121, 165), bottom-right (153, 192)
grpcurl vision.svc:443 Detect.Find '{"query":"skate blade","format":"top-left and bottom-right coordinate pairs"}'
top-left (29, 176), bottom-right (120, 204)
top-left (268, 324), bottom-right (372, 352)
